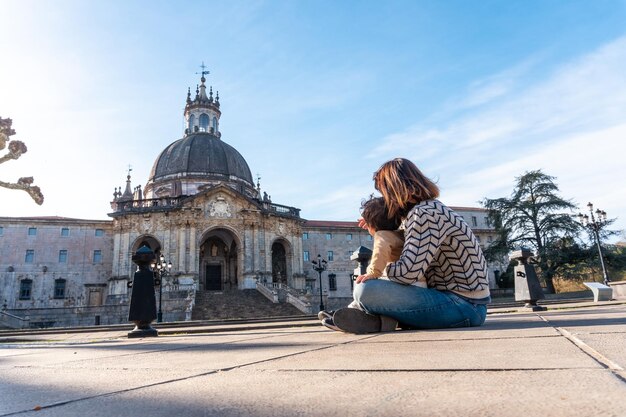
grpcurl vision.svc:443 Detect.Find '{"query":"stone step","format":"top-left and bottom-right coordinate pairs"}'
top-left (192, 289), bottom-right (303, 320)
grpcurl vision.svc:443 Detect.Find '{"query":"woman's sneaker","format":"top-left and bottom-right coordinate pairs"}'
top-left (332, 308), bottom-right (398, 334)
top-left (317, 310), bottom-right (334, 321)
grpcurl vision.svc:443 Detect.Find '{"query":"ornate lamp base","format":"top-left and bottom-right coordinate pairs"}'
top-left (127, 321), bottom-right (158, 338)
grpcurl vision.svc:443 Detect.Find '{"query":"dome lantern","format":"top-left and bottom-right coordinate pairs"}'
top-left (143, 64), bottom-right (256, 201)
top-left (184, 62), bottom-right (221, 137)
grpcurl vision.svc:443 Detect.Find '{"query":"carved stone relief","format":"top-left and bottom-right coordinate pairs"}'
top-left (207, 196), bottom-right (232, 218)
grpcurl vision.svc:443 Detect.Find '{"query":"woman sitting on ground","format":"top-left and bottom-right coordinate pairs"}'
top-left (331, 158), bottom-right (491, 334)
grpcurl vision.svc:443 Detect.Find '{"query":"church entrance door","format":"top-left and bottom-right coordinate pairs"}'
top-left (272, 241), bottom-right (287, 285)
top-left (205, 264), bottom-right (222, 291)
top-left (199, 229), bottom-right (239, 291)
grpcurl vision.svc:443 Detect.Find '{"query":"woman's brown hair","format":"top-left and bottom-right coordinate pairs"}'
top-left (373, 158), bottom-right (439, 219)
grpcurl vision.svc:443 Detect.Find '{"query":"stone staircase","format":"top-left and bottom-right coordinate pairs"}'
top-left (191, 289), bottom-right (305, 320)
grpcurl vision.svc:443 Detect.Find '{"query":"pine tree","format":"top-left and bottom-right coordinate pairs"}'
top-left (483, 170), bottom-right (579, 293)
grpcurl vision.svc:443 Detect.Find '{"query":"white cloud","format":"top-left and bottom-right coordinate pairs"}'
top-left (367, 35), bottom-right (626, 235)
top-left (374, 35), bottom-right (626, 155)
top-left (456, 57), bottom-right (539, 109)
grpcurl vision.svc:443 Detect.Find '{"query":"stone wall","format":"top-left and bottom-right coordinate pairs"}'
top-left (0, 217), bottom-right (114, 310)
top-left (3, 304), bottom-right (128, 328)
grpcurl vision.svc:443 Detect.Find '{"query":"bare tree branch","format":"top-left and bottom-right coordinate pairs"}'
top-left (0, 117), bottom-right (44, 205)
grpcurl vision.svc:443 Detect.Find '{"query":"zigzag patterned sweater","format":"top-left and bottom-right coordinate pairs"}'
top-left (385, 199), bottom-right (490, 301)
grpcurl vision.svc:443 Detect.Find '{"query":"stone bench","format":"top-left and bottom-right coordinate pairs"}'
top-left (583, 282), bottom-right (613, 302)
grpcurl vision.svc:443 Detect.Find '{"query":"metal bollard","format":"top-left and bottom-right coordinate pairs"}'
top-left (510, 248), bottom-right (546, 311)
top-left (127, 245), bottom-right (159, 338)
top-left (350, 246), bottom-right (373, 280)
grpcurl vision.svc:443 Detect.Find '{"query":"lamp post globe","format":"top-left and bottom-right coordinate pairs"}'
top-left (578, 202), bottom-right (610, 286)
top-left (152, 254), bottom-right (172, 323)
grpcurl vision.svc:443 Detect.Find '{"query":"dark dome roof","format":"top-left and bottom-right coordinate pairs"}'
top-left (149, 133), bottom-right (253, 185)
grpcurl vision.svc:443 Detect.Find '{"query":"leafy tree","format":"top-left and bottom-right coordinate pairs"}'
top-left (605, 245), bottom-right (626, 275)
top-left (0, 117), bottom-right (43, 204)
top-left (482, 170), bottom-right (580, 293)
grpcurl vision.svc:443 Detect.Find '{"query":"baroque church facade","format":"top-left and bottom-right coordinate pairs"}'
top-left (0, 74), bottom-right (499, 328)
top-left (109, 71), bottom-right (306, 295)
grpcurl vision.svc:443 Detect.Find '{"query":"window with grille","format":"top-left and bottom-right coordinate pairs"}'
top-left (19, 280), bottom-right (32, 300)
top-left (328, 273), bottom-right (337, 291)
top-left (54, 279), bottom-right (66, 299)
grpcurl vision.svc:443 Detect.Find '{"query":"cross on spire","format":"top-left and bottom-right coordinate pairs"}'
top-left (196, 61), bottom-right (210, 78)
top-left (127, 164), bottom-right (133, 177)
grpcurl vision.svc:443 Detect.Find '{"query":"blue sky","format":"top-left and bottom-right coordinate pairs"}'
top-left (1, 0), bottom-right (625, 239)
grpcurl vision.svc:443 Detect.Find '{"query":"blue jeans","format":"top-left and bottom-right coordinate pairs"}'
top-left (353, 280), bottom-right (487, 329)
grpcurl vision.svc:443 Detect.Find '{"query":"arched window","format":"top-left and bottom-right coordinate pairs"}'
top-left (212, 116), bottom-right (217, 132)
top-left (188, 114), bottom-right (195, 131)
top-left (199, 113), bottom-right (209, 132)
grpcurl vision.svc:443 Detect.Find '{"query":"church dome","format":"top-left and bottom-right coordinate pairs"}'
top-left (144, 132), bottom-right (255, 199)
top-left (141, 70), bottom-right (258, 200)
top-left (149, 132), bottom-right (253, 185)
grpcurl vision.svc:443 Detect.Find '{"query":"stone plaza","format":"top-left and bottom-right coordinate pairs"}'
top-left (1, 301), bottom-right (626, 417)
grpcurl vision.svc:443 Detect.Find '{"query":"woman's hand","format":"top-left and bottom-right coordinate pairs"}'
top-left (356, 274), bottom-right (377, 284)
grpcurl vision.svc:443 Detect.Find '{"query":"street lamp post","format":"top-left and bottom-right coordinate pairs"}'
top-left (578, 202), bottom-right (610, 285)
top-left (151, 254), bottom-right (172, 323)
top-left (312, 254), bottom-right (327, 312)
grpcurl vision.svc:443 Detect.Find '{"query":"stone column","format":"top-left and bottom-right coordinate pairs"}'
top-left (121, 232), bottom-right (131, 278)
top-left (189, 225), bottom-right (197, 273)
top-left (259, 225), bottom-right (267, 274)
top-left (252, 224), bottom-right (258, 272)
top-left (293, 234), bottom-right (302, 275)
top-left (178, 226), bottom-right (186, 273)
top-left (112, 231), bottom-right (121, 274)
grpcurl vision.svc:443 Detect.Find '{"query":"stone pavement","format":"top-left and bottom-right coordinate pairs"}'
top-left (1, 303), bottom-right (626, 417)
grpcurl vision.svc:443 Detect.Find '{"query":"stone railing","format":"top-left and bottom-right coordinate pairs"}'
top-left (164, 283), bottom-right (197, 293)
top-left (0, 310), bottom-right (30, 329)
top-left (260, 201), bottom-right (300, 218)
top-left (112, 196), bottom-right (300, 218)
top-left (256, 282), bottom-right (279, 303)
top-left (286, 293), bottom-right (313, 314)
top-left (112, 196), bottom-right (185, 214)
top-left (256, 281), bottom-right (315, 313)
